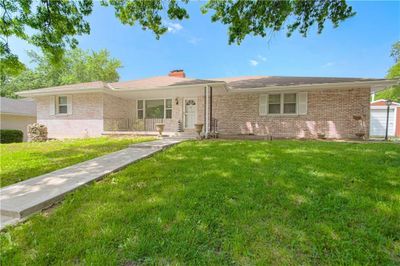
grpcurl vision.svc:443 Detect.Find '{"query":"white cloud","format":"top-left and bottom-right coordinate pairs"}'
top-left (165, 22), bottom-right (183, 33)
top-left (258, 55), bottom-right (267, 62)
top-left (249, 59), bottom-right (259, 66)
top-left (322, 62), bottom-right (335, 68)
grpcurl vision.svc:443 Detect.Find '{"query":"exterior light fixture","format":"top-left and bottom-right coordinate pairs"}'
top-left (175, 98), bottom-right (179, 105)
top-left (385, 99), bottom-right (392, 141)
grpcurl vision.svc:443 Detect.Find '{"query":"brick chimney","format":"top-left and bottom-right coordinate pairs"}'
top-left (168, 69), bottom-right (185, 78)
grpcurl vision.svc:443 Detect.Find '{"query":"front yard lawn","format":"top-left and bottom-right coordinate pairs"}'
top-left (1, 140), bottom-right (399, 264)
top-left (0, 136), bottom-right (154, 187)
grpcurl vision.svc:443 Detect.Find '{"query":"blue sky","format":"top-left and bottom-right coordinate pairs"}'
top-left (10, 1), bottom-right (400, 81)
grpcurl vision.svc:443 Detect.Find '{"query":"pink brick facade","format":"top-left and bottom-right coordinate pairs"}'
top-left (103, 94), bottom-right (135, 131)
top-left (210, 87), bottom-right (370, 139)
top-left (36, 93), bottom-right (104, 139)
top-left (35, 87), bottom-right (371, 139)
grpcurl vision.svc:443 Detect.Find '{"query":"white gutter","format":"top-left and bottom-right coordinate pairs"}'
top-left (226, 79), bottom-right (398, 93)
top-left (17, 82), bottom-right (226, 97)
top-left (17, 87), bottom-right (106, 97)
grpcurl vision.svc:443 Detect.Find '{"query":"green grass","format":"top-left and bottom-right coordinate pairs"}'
top-left (1, 140), bottom-right (399, 265)
top-left (0, 136), bottom-right (154, 187)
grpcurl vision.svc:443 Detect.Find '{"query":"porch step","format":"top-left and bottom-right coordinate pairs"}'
top-left (102, 131), bottom-right (199, 138)
top-left (129, 138), bottom-right (191, 149)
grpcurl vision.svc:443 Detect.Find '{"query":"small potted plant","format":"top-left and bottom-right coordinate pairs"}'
top-left (155, 123), bottom-right (165, 137)
top-left (194, 123), bottom-right (204, 139)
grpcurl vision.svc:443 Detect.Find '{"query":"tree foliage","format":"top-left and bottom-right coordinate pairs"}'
top-left (375, 41), bottom-right (400, 102)
top-left (1, 0), bottom-right (355, 70)
top-left (202, 0), bottom-right (354, 44)
top-left (1, 0), bottom-right (93, 73)
top-left (1, 48), bottom-right (122, 98)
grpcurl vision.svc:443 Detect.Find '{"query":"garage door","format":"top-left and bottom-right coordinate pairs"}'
top-left (370, 108), bottom-right (395, 136)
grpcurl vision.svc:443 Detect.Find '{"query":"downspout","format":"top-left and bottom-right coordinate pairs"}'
top-left (204, 86), bottom-right (207, 137)
top-left (204, 85), bottom-right (211, 138)
top-left (209, 86), bottom-right (213, 136)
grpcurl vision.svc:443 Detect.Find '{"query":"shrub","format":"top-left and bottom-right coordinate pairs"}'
top-left (0, 129), bottom-right (23, 143)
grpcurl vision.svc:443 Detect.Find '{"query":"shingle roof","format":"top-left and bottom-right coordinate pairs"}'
top-left (16, 74), bottom-right (395, 97)
top-left (109, 76), bottom-right (220, 89)
top-left (0, 97), bottom-right (36, 116)
top-left (212, 76), bottom-right (387, 89)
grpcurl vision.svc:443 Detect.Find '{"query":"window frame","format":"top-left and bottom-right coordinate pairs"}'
top-left (165, 99), bottom-right (172, 119)
top-left (136, 98), bottom-right (173, 120)
top-left (56, 95), bottom-right (69, 115)
top-left (283, 93), bottom-right (297, 114)
top-left (137, 100), bottom-right (144, 119)
top-left (267, 94), bottom-right (281, 114)
top-left (262, 93), bottom-right (299, 116)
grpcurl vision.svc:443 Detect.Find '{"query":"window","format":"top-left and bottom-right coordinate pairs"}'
top-left (145, 99), bottom-right (164, 118)
top-left (137, 99), bottom-right (172, 119)
top-left (260, 93), bottom-right (299, 115)
top-left (56, 96), bottom-right (68, 114)
top-left (283, 93), bottom-right (297, 114)
top-left (268, 94), bottom-right (281, 114)
top-left (166, 99), bottom-right (172, 119)
top-left (137, 100), bottom-right (144, 119)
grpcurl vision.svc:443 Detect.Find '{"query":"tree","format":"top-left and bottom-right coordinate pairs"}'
top-left (1, 0), bottom-right (355, 70)
top-left (1, 0), bottom-right (93, 73)
top-left (1, 48), bottom-right (122, 98)
top-left (375, 41), bottom-right (400, 102)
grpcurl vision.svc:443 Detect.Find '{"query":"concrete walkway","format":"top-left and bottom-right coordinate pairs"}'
top-left (0, 138), bottom-right (188, 230)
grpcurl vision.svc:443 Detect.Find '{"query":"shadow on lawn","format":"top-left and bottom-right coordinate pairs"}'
top-left (1, 140), bottom-right (399, 265)
top-left (0, 140), bottom-right (148, 187)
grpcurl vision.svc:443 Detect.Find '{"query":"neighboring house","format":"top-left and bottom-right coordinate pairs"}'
top-left (0, 97), bottom-right (37, 141)
top-left (370, 99), bottom-right (400, 137)
top-left (17, 70), bottom-right (397, 139)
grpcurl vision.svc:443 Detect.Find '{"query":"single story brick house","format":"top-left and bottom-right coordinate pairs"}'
top-left (17, 70), bottom-right (397, 139)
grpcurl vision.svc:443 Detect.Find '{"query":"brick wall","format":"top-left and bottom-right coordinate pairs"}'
top-left (103, 94), bottom-right (134, 131)
top-left (36, 93), bottom-right (104, 138)
top-left (163, 97), bottom-right (181, 132)
top-left (210, 87), bottom-right (370, 139)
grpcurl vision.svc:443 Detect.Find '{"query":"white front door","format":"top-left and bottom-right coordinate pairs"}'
top-left (184, 98), bottom-right (197, 129)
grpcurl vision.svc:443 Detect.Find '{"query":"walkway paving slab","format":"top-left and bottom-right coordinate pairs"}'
top-left (0, 138), bottom-right (186, 230)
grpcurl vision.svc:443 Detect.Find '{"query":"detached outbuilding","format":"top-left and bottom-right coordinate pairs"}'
top-left (370, 99), bottom-right (400, 138)
top-left (0, 97), bottom-right (37, 141)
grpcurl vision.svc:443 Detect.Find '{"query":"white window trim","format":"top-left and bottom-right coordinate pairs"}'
top-left (55, 95), bottom-right (69, 116)
top-left (165, 99), bottom-right (172, 119)
top-left (261, 93), bottom-right (299, 116)
top-left (137, 99), bottom-right (144, 119)
top-left (137, 98), bottom-right (173, 119)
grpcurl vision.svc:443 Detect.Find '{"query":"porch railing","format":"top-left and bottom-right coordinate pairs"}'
top-left (104, 118), bottom-right (131, 131)
top-left (104, 118), bottom-right (164, 132)
top-left (132, 118), bottom-right (164, 131)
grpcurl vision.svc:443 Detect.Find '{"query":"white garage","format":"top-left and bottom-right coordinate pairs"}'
top-left (370, 100), bottom-right (399, 137)
top-left (370, 108), bottom-right (395, 136)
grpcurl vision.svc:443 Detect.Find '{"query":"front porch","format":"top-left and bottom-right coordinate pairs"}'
top-left (102, 84), bottom-right (219, 137)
